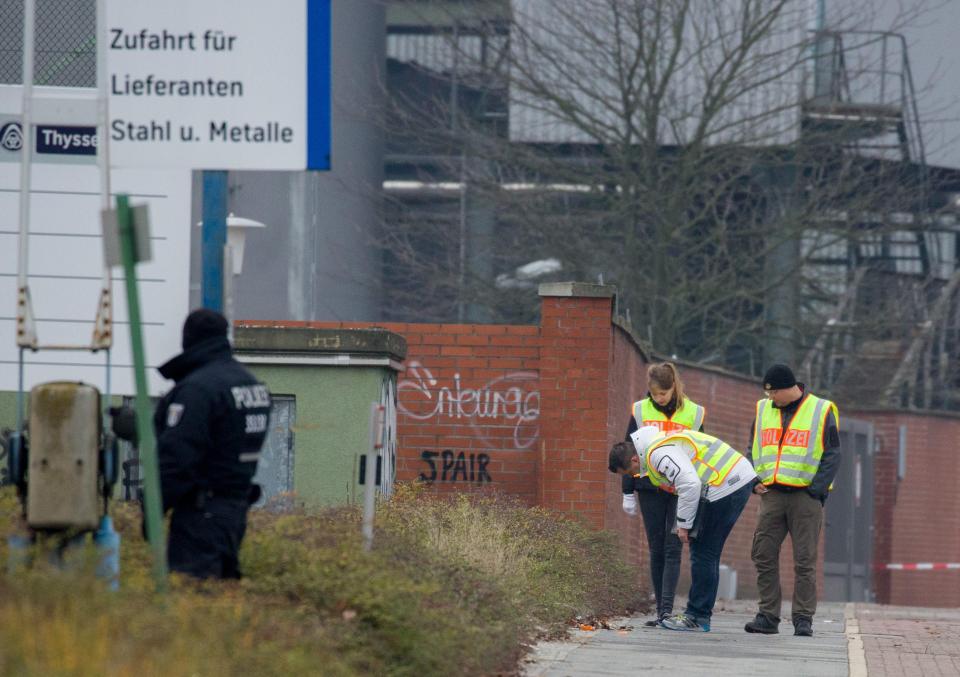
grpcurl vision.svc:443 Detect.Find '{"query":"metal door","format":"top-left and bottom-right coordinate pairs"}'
top-left (252, 395), bottom-right (295, 508)
top-left (823, 417), bottom-right (874, 602)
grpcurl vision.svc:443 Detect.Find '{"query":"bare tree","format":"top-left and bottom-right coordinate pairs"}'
top-left (382, 0), bottom-right (953, 386)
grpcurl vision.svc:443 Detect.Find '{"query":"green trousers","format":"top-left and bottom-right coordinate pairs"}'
top-left (751, 489), bottom-right (823, 621)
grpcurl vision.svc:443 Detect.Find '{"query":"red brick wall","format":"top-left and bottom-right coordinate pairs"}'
top-left (242, 287), bottom-right (960, 609)
top-left (537, 290), bottom-right (616, 530)
top-left (390, 322), bottom-right (542, 502)
top-left (607, 324), bottom-right (650, 577)
top-left (851, 411), bottom-right (960, 607)
top-left (241, 320), bottom-right (542, 502)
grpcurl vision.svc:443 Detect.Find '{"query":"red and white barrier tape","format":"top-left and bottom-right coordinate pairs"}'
top-left (882, 563), bottom-right (960, 571)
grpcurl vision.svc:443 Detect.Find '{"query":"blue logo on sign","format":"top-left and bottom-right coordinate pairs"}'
top-left (0, 122), bottom-right (23, 151)
top-left (36, 125), bottom-right (97, 155)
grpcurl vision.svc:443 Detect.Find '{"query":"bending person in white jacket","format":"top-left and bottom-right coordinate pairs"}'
top-left (608, 426), bottom-right (756, 632)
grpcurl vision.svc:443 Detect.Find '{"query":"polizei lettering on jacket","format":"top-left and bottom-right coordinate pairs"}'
top-left (232, 384), bottom-right (270, 436)
top-left (210, 121), bottom-right (294, 143)
top-left (231, 384), bottom-right (271, 410)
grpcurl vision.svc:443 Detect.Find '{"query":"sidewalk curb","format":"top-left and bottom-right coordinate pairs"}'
top-left (844, 602), bottom-right (867, 677)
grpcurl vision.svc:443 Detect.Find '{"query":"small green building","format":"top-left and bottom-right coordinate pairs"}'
top-left (233, 325), bottom-right (406, 509)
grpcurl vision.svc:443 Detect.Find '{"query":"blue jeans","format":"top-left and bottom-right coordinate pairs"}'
top-left (685, 483), bottom-right (752, 623)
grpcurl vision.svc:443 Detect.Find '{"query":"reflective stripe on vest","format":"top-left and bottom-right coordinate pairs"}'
top-left (645, 430), bottom-right (742, 489)
top-left (751, 394), bottom-right (835, 487)
top-left (634, 397), bottom-right (705, 434)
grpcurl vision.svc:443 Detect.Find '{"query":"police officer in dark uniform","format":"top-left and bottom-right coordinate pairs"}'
top-left (154, 308), bottom-right (272, 579)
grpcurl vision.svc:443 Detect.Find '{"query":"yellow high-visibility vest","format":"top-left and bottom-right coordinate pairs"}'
top-left (644, 430), bottom-right (742, 490)
top-left (633, 397), bottom-right (705, 434)
top-left (751, 394), bottom-right (839, 487)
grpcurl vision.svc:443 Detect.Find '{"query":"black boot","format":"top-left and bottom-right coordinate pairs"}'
top-left (793, 616), bottom-right (813, 637)
top-left (744, 613), bottom-right (780, 634)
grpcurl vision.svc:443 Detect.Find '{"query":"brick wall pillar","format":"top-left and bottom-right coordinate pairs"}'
top-left (537, 283), bottom-right (616, 529)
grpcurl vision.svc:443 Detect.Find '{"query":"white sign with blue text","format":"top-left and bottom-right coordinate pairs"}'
top-left (106, 0), bottom-right (330, 171)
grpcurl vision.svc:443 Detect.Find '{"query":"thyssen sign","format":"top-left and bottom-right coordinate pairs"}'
top-left (0, 120), bottom-right (98, 161)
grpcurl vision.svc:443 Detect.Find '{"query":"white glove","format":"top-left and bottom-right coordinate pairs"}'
top-left (622, 493), bottom-right (639, 516)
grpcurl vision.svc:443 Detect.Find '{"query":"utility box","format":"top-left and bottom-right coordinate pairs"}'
top-left (27, 382), bottom-right (101, 530)
top-left (233, 325), bottom-right (406, 509)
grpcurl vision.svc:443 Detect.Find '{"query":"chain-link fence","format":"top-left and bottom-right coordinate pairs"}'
top-left (0, 0), bottom-right (95, 87)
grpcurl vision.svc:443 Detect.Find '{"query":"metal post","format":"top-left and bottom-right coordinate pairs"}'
top-left (16, 0), bottom-right (37, 353)
top-left (362, 402), bottom-right (384, 552)
top-left (223, 243), bottom-right (234, 342)
top-left (116, 194), bottom-right (168, 590)
top-left (96, 0), bottom-right (114, 419)
top-left (202, 170), bottom-right (228, 311)
top-left (457, 153), bottom-right (466, 323)
top-left (13, 0), bottom-right (37, 470)
top-left (17, 0), bottom-right (35, 304)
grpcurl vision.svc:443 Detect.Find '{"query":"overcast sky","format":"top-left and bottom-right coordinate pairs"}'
top-left (841, 0), bottom-right (960, 169)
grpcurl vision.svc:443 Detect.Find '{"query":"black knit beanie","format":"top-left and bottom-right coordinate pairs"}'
top-left (763, 363), bottom-right (797, 391)
top-left (181, 308), bottom-right (228, 350)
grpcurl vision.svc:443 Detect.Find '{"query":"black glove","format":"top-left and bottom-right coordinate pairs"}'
top-left (806, 488), bottom-right (826, 505)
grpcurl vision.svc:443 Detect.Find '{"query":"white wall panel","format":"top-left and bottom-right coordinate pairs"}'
top-left (0, 155), bottom-right (191, 395)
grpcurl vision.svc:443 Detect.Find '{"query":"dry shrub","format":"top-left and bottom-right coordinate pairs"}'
top-left (0, 483), bottom-right (643, 676)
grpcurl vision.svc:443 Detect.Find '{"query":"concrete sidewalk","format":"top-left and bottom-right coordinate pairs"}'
top-left (523, 600), bottom-right (960, 677)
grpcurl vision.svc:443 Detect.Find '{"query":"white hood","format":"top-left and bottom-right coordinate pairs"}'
top-left (630, 425), bottom-right (662, 455)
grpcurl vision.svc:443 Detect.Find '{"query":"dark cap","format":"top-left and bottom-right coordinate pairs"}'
top-left (181, 308), bottom-right (228, 350)
top-left (763, 363), bottom-right (797, 391)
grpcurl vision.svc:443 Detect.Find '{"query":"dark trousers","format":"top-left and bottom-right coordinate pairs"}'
top-left (685, 483), bottom-right (752, 623)
top-left (168, 496), bottom-right (249, 579)
top-left (638, 489), bottom-right (682, 617)
top-left (751, 489), bottom-right (823, 621)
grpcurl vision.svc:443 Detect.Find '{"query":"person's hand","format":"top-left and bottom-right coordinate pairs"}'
top-left (753, 483), bottom-right (769, 495)
top-left (622, 493), bottom-right (639, 516)
top-left (677, 527), bottom-right (690, 544)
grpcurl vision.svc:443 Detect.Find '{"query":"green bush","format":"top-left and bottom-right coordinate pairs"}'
top-left (0, 485), bottom-right (646, 676)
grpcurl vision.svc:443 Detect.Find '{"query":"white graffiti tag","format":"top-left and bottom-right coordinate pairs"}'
top-left (398, 360), bottom-right (540, 449)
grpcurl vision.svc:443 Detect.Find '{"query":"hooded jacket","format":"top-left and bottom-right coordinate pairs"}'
top-left (623, 393), bottom-right (705, 494)
top-left (153, 335), bottom-right (272, 511)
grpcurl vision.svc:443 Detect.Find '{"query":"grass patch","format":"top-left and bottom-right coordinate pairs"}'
top-left (0, 484), bottom-right (646, 676)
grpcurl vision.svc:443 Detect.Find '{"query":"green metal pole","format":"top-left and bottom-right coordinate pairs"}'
top-left (116, 194), bottom-right (168, 590)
